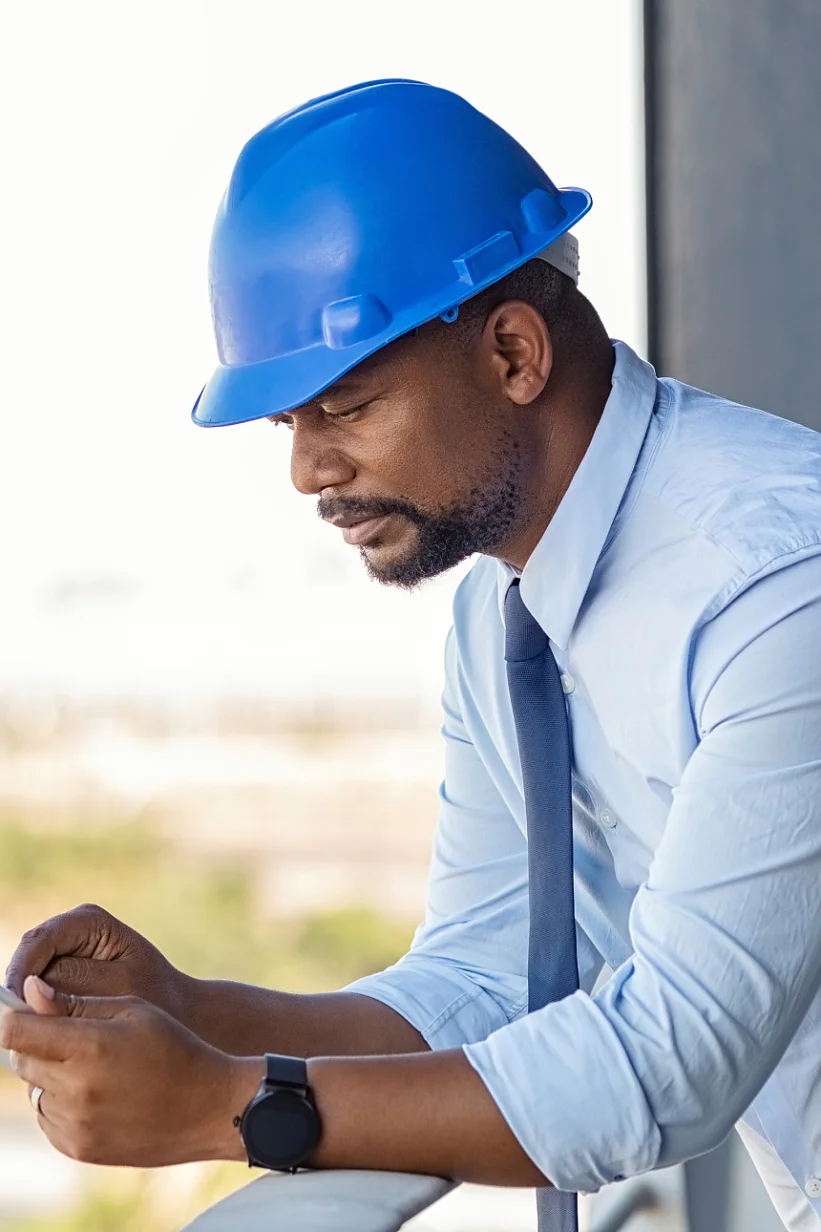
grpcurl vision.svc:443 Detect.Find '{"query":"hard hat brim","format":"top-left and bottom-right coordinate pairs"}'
top-left (191, 334), bottom-right (388, 428)
top-left (192, 187), bottom-right (592, 429)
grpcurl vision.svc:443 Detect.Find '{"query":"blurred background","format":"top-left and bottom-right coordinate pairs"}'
top-left (0, 0), bottom-right (818, 1229)
top-left (0, 2), bottom-right (642, 1227)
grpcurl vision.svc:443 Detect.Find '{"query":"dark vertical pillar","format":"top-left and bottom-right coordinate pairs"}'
top-left (683, 1138), bottom-right (733, 1232)
top-left (644, 3), bottom-right (821, 1229)
top-left (644, 0), bottom-right (821, 430)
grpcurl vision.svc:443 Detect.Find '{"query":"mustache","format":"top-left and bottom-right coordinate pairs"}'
top-left (318, 494), bottom-right (426, 527)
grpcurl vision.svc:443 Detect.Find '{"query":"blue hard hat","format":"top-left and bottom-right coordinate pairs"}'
top-left (192, 78), bottom-right (592, 428)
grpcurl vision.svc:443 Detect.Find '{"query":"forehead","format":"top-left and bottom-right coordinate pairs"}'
top-left (280, 325), bottom-right (448, 417)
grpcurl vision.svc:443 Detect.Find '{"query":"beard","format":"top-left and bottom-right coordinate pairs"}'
top-left (318, 435), bottom-right (526, 589)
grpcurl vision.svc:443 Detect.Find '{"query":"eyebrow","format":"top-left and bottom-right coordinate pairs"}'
top-left (269, 376), bottom-right (368, 421)
top-left (309, 371), bottom-right (378, 409)
top-left (318, 379), bottom-right (364, 403)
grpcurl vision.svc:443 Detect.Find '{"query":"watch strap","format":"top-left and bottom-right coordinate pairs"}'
top-left (264, 1053), bottom-right (308, 1092)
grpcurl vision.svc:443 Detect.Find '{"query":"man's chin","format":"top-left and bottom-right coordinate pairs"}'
top-left (357, 541), bottom-right (465, 590)
top-left (358, 543), bottom-right (427, 589)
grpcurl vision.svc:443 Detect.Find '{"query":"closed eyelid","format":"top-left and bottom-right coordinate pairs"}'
top-left (325, 404), bottom-right (364, 417)
top-left (269, 397), bottom-right (372, 427)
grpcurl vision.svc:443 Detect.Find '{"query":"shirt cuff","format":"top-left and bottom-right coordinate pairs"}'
top-left (344, 955), bottom-right (514, 1050)
top-left (463, 990), bottom-right (662, 1193)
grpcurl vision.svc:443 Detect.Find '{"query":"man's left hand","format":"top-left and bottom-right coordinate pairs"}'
top-left (0, 975), bottom-right (263, 1167)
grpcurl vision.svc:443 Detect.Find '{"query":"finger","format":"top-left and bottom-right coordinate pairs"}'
top-left (5, 927), bottom-right (58, 999)
top-left (58, 992), bottom-right (141, 1021)
top-left (42, 956), bottom-right (98, 995)
top-left (25, 975), bottom-right (136, 1022)
top-left (27, 1083), bottom-right (61, 1130)
top-left (43, 955), bottom-right (132, 998)
top-left (23, 976), bottom-right (62, 1017)
top-left (13, 1049), bottom-right (62, 1090)
top-left (0, 1010), bottom-right (82, 1062)
top-left (5, 905), bottom-right (112, 997)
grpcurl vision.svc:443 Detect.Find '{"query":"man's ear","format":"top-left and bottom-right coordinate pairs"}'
top-left (482, 300), bottom-right (553, 406)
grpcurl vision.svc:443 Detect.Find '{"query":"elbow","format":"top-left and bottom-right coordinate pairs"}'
top-left (656, 1081), bottom-right (749, 1168)
top-left (687, 1116), bottom-right (736, 1161)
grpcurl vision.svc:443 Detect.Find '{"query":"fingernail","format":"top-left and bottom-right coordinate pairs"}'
top-left (32, 976), bottom-right (55, 1001)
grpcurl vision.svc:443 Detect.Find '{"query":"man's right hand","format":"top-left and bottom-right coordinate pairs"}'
top-left (4, 904), bottom-right (194, 1026)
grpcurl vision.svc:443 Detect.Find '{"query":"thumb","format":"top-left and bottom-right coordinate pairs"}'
top-left (24, 975), bottom-right (134, 1021)
top-left (23, 975), bottom-right (62, 1016)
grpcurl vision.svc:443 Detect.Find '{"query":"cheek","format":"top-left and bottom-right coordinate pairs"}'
top-left (403, 432), bottom-right (489, 505)
top-left (358, 388), bottom-right (485, 504)
top-left (359, 425), bottom-right (445, 496)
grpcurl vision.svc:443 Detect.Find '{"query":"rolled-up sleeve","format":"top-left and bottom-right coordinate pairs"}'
top-left (465, 563), bottom-right (821, 1192)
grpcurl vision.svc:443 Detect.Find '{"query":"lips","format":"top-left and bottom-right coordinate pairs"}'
top-left (340, 515), bottom-right (391, 545)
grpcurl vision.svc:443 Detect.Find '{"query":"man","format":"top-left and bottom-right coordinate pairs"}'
top-left (3, 79), bottom-right (821, 1232)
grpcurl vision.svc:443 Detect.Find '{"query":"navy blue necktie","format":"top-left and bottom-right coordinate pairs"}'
top-left (505, 580), bottom-right (578, 1232)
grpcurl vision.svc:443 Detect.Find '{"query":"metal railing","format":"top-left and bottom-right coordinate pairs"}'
top-left (182, 1168), bottom-right (672, 1232)
top-left (182, 1171), bottom-right (454, 1232)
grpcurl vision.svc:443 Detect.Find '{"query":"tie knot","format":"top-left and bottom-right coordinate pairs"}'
top-left (504, 581), bottom-right (549, 661)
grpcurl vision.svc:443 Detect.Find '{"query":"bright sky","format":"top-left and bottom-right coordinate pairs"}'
top-left (0, 0), bottom-right (644, 705)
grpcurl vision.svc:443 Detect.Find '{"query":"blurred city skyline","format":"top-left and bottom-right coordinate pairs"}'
top-left (0, 0), bottom-right (644, 704)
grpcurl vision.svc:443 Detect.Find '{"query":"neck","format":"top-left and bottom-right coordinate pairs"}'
top-left (499, 339), bottom-right (615, 571)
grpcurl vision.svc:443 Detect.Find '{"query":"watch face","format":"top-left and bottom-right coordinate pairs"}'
top-left (243, 1089), bottom-right (319, 1170)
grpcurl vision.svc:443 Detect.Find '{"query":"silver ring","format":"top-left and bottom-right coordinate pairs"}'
top-left (30, 1086), bottom-right (44, 1115)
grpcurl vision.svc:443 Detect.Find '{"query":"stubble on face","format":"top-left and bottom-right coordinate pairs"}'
top-left (318, 432), bottom-right (526, 589)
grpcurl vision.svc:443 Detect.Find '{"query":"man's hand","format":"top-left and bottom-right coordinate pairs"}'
top-left (1, 975), bottom-right (263, 1167)
top-left (5, 904), bottom-right (194, 1026)
top-left (4, 903), bottom-right (432, 1060)
top-left (1, 977), bottom-right (548, 1184)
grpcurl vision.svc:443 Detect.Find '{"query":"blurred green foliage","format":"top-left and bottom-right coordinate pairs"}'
top-left (9, 1164), bottom-right (255, 1232)
top-left (15, 1178), bottom-right (156, 1232)
top-left (0, 818), bottom-right (160, 897)
top-left (0, 814), bottom-right (416, 1231)
top-left (0, 814), bottom-right (414, 990)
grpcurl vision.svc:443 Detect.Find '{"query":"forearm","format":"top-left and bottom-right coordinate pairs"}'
top-left (223, 1049), bottom-right (547, 1187)
top-left (308, 1050), bottom-right (547, 1185)
top-left (181, 976), bottom-right (428, 1058)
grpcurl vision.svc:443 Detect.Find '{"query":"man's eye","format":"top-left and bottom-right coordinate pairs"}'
top-left (326, 405), bottom-right (364, 422)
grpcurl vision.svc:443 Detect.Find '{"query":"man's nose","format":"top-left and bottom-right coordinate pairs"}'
top-left (289, 422), bottom-right (356, 496)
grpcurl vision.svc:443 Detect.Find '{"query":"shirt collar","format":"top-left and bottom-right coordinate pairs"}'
top-left (495, 340), bottom-right (658, 649)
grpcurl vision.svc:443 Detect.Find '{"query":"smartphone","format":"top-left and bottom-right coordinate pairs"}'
top-left (0, 984), bottom-right (30, 1074)
top-left (0, 985), bottom-right (27, 1013)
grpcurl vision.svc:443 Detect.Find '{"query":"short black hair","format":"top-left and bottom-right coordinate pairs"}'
top-left (422, 258), bottom-right (605, 360)
top-left (454, 258), bottom-right (571, 329)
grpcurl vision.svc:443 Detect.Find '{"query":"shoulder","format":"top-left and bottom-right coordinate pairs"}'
top-left (642, 378), bottom-right (821, 580)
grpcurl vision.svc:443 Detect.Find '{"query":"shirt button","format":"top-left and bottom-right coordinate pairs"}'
top-left (600, 809), bottom-right (617, 829)
top-left (560, 673), bottom-right (575, 694)
top-left (805, 1178), bottom-right (821, 1198)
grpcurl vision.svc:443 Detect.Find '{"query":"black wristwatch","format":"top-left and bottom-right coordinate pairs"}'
top-left (238, 1054), bottom-right (321, 1172)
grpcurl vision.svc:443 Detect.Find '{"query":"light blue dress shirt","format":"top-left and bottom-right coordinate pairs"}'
top-left (347, 340), bottom-right (821, 1211)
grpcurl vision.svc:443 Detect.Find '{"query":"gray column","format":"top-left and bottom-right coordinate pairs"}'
top-left (683, 1137), bottom-right (733, 1232)
top-left (644, 3), bottom-right (821, 1229)
top-left (645, 0), bottom-right (821, 430)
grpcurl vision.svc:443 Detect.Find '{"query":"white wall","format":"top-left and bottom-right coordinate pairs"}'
top-left (0, 0), bottom-right (644, 704)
